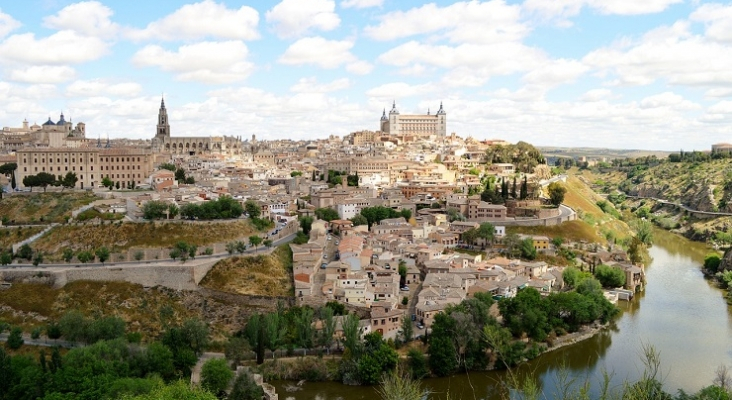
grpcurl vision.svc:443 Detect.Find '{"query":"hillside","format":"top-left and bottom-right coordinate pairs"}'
top-left (0, 226), bottom-right (45, 250)
top-left (0, 192), bottom-right (97, 224)
top-left (199, 245), bottom-right (293, 297)
top-left (32, 220), bottom-right (257, 260)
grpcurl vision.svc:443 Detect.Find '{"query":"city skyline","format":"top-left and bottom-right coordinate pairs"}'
top-left (0, 0), bottom-right (730, 150)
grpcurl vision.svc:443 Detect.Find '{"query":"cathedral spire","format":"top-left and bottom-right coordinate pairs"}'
top-left (160, 96), bottom-right (166, 109)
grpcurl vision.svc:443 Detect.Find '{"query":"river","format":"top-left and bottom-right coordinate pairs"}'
top-left (273, 229), bottom-right (732, 399)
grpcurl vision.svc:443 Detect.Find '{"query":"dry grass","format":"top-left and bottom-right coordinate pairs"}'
top-left (0, 281), bottom-right (195, 338)
top-left (200, 245), bottom-right (293, 297)
top-left (33, 220), bottom-right (257, 257)
top-left (0, 226), bottom-right (45, 250)
top-left (0, 192), bottom-right (97, 224)
top-left (508, 220), bottom-right (604, 244)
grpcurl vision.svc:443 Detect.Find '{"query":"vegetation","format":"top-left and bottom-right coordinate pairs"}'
top-left (359, 206), bottom-right (412, 227)
top-left (199, 245), bottom-right (293, 297)
top-left (32, 220), bottom-right (257, 260)
top-left (547, 181), bottom-right (567, 206)
top-left (484, 141), bottom-right (545, 173)
top-left (179, 196), bottom-right (243, 220)
top-left (0, 192), bottom-right (97, 224)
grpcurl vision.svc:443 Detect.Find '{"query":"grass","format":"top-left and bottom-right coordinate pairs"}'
top-left (0, 281), bottom-right (195, 339)
top-left (508, 220), bottom-right (604, 244)
top-left (199, 245), bottom-right (293, 297)
top-left (75, 208), bottom-right (125, 221)
top-left (0, 226), bottom-right (45, 250)
top-left (0, 192), bottom-right (97, 224)
top-left (32, 220), bottom-right (257, 260)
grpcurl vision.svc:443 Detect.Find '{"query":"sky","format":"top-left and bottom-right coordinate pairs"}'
top-left (0, 0), bottom-right (731, 151)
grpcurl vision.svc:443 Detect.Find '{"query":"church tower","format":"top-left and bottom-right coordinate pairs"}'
top-left (156, 97), bottom-right (170, 138)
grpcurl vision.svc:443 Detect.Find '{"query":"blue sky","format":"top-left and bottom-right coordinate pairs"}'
top-left (0, 0), bottom-right (731, 150)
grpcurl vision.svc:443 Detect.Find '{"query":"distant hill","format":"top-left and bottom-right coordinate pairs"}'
top-left (538, 146), bottom-right (672, 161)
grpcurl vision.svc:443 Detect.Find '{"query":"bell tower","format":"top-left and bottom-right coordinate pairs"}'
top-left (156, 96), bottom-right (170, 138)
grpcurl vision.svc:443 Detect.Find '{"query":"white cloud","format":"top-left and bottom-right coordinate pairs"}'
top-left (132, 41), bottom-right (253, 84)
top-left (690, 3), bottom-right (732, 43)
top-left (0, 31), bottom-right (108, 64)
top-left (279, 37), bottom-right (361, 69)
top-left (364, 1), bottom-right (528, 44)
top-left (365, 82), bottom-right (437, 100)
top-left (583, 21), bottom-right (732, 87)
top-left (581, 88), bottom-right (614, 102)
top-left (340, 0), bottom-right (383, 9)
top-left (524, 0), bottom-right (683, 23)
top-left (704, 88), bottom-right (732, 98)
top-left (8, 65), bottom-right (76, 84)
top-left (640, 92), bottom-right (700, 110)
top-left (66, 79), bottom-right (142, 97)
top-left (129, 0), bottom-right (259, 41)
top-left (290, 77), bottom-right (351, 93)
top-left (0, 9), bottom-right (21, 38)
top-left (522, 59), bottom-right (588, 87)
top-left (43, 1), bottom-right (120, 38)
top-left (266, 0), bottom-right (340, 38)
top-left (346, 60), bottom-right (373, 75)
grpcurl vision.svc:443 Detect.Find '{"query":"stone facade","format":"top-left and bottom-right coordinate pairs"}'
top-left (380, 101), bottom-right (446, 137)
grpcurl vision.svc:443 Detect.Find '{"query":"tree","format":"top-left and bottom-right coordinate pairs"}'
top-left (235, 241), bottom-right (247, 254)
top-left (226, 242), bottom-right (237, 255)
top-left (23, 172), bottom-right (55, 191)
top-left (102, 176), bottom-right (114, 190)
top-left (95, 247), bottom-right (110, 265)
top-left (229, 370), bottom-right (265, 400)
top-left (342, 312), bottom-right (361, 353)
top-left (0, 251), bottom-right (11, 266)
top-left (399, 314), bottom-right (413, 344)
top-left (314, 207), bottom-right (339, 222)
top-left (299, 215), bottom-right (314, 234)
top-left (377, 369), bottom-right (429, 400)
top-left (399, 209), bottom-right (412, 220)
top-left (0, 163), bottom-right (17, 191)
top-left (351, 214), bottom-right (368, 226)
top-left (159, 162), bottom-right (176, 171)
top-left (520, 176), bottom-right (528, 199)
top-left (244, 200), bottom-right (260, 219)
top-left (175, 168), bottom-right (186, 182)
top-left (290, 170), bottom-right (303, 177)
top-left (32, 251), bottom-right (43, 266)
top-left (263, 239), bottom-right (273, 249)
top-left (201, 358), bottom-right (234, 395)
top-left (225, 336), bottom-right (251, 366)
top-left (547, 182), bottom-right (567, 206)
top-left (477, 222), bottom-right (495, 244)
top-left (168, 204), bottom-right (179, 219)
top-left (18, 244), bottom-right (33, 261)
top-left (704, 253), bottom-right (722, 273)
top-left (77, 250), bottom-right (94, 263)
top-left (115, 181), bottom-right (121, 190)
top-left (318, 306), bottom-right (336, 354)
top-left (62, 248), bottom-right (74, 262)
top-left (143, 200), bottom-right (170, 219)
top-left (519, 238), bottom-right (537, 260)
top-left (398, 260), bottom-right (408, 286)
top-left (7, 326), bottom-right (23, 349)
top-left (249, 235), bottom-right (262, 251)
top-left (46, 323), bottom-right (62, 340)
top-left (61, 172), bottom-right (78, 188)
top-left (594, 264), bottom-right (627, 288)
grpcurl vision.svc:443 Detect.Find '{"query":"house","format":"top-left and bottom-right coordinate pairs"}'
top-left (371, 305), bottom-right (403, 339)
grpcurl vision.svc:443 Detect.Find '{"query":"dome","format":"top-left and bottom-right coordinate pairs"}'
top-left (57, 113), bottom-right (66, 125)
top-left (42, 117), bottom-right (55, 126)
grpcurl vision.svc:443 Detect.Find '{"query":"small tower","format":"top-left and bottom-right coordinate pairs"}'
top-left (156, 96), bottom-right (170, 139)
top-left (436, 102), bottom-right (446, 137)
top-left (388, 101), bottom-right (400, 135)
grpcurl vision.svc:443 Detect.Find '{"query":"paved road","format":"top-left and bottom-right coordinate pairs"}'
top-left (625, 194), bottom-right (732, 217)
top-left (0, 332), bottom-right (77, 349)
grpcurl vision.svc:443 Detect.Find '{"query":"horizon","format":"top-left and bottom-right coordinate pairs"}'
top-left (0, 0), bottom-right (731, 151)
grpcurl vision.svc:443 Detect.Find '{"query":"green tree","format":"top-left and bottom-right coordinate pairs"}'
top-left (398, 260), bottom-right (408, 286)
top-left (122, 380), bottom-right (217, 400)
top-left (244, 200), bottom-right (261, 219)
top-left (407, 348), bottom-right (429, 379)
top-left (102, 176), bottom-right (114, 190)
top-left (704, 253), bottom-right (722, 273)
top-left (318, 306), bottom-right (336, 354)
top-left (399, 314), bottom-right (413, 344)
top-left (224, 336), bottom-right (251, 366)
top-left (46, 323), bottom-right (62, 340)
top-left (201, 358), bottom-right (234, 395)
top-left (377, 369), bottom-right (429, 400)
top-left (159, 162), bottom-right (176, 171)
top-left (351, 214), bottom-right (368, 226)
top-left (115, 181), bottom-right (121, 190)
top-left (290, 170), bottom-right (303, 177)
top-left (594, 264), bottom-right (627, 288)
top-left (520, 176), bottom-right (528, 199)
top-left (399, 208), bottom-right (412, 220)
top-left (143, 200), bottom-right (170, 220)
top-left (225, 242), bottom-right (237, 255)
top-left (249, 235), bottom-right (262, 252)
top-left (96, 246), bottom-right (110, 265)
top-left (477, 222), bottom-right (495, 244)
top-left (547, 182), bottom-right (567, 206)
top-left (18, 244), bottom-right (33, 261)
top-left (7, 326), bottom-right (23, 349)
top-left (634, 219), bottom-right (654, 246)
top-left (77, 250), bottom-right (94, 263)
top-left (32, 251), bottom-right (43, 266)
top-left (342, 312), bottom-right (361, 353)
top-left (299, 215), bottom-right (314, 234)
top-left (0, 162), bottom-right (17, 191)
top-left (228, 370), bottom-right (265, 400)
top-left (0, 251), bottom-right (11, 266)
top-left (519, 238), bottom-right (537, 260)
top-left (263, 239), bottom-right (273, 249)
top-left (62, 248), bottom-right (74, 262)
top-left (61, 171), bottom-right (78, 188)
top-left (175, 168), bottom-right (186, 182)
top-left (314, 207), bottom-right (340, 222)
top-left (358, 332), bottom-right (399, 384)
top-left (168, 204), bottom-right (179, 219)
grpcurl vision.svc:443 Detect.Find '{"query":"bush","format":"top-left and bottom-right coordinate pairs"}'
top-left (594, 264), bottom-right (626, 288)
top-left (704, 253), bottom-right (722, 273)
top-left (229, 370), bottom-right (265, 400)
top-left (7, 326), bottom-right (23, 349)
top-left (201, 358), bottom-right (234, 395)
top-left (31, 327), bottom-right (41, 340)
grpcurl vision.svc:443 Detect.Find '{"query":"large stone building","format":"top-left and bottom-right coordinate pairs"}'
top-left (1, 114), bottom-right (88, 150)
top-left (380, 101), bottom-right (446, 137)
top-left (16, 147), bottom-right (154, 189)
top-left (151, 97), bottom-right (243, 156)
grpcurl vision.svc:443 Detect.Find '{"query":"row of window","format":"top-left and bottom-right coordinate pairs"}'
top-left (23, 156), bottom-right (144, 164)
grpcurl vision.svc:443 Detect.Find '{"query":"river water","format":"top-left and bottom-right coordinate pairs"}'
top-left (273, 229), bottom-right (732, 399)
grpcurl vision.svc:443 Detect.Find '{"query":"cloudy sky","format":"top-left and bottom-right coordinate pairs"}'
top-left (0, 0), bottom-right (731, 150)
